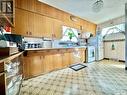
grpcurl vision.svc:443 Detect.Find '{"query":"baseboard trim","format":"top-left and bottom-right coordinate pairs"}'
top-left (104, 58), bottom-right (125, 62)
top-left (119, 60), bottom-right (125, 62)
top-left (104, 58), bottom-right (110, 60)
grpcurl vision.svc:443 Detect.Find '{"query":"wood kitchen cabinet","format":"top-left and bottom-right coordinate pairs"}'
top-left (15, 8), bottom-right (29, 36)
top-left (53, 54), bottom-right (63, 70)
top-left (53, 19), bottom-right (63, 39)
top-left (43, 55), bottom-right (54, 73)
top-left (86, 22), bottom-right (96, 36)
top-left (29, 56), bottom-right (44, 77)
top-left (34, 14), bottom-right (46, 37)
top-left (23, 56), bottom-right (30, 79)
top-left (80, 20), bottom-right (96, 36)
top-left (15, 0), bottom-right (35, 12)
top-left (15, 8), bottom-right (35, 36)
top-left (80, 49), bottom-right (86, 63)
top-left (44, 17), bottom-right (53, 38)
top-left (23, 48), bottom-right (86, 79)
top-left (23, 55), bottom-right (44, 78)
top-left (62, 52), bottom-right (70, 67)
top-left (15, 8), bottom-right (46, 37)
top-left (34, 0), bottom-right (47, 15)
top-left (15, 0), bottom-right (97, 37)
top-left (69, 49), bottom-right (86, 64)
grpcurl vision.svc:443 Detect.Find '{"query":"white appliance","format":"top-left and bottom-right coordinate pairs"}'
top-left (88, 35), bottom-right (104, 61)
top-left (86, 46), bottom-right (96, 63)
top-left (96, 35), bottom-right (104, 60)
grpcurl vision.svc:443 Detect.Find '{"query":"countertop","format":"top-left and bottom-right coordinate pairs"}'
top-left (25, 46), bottom-right (87, 51)
top-left (0, 52), bottom-right (23, 63)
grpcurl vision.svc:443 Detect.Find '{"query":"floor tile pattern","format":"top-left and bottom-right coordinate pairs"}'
top-left (20, 60), bottom-right (127, 95)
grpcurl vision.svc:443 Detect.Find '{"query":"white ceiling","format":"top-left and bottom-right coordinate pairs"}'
top-left (38, 0), bottom-right (127, 24)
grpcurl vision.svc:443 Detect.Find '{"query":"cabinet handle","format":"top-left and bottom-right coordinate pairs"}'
top-left (29, 32), bottom-right (32, 35)
top-left (26, 32), bottom-right (29, 35)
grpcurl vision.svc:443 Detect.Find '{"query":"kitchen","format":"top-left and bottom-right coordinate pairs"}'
top-left (0, 0), bottom-right (127, 95)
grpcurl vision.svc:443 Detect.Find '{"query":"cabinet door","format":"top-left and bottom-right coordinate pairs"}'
top-left (15, 8), bottom-right (29, 36)
top-left (117, 41), bottom-right (125, 60)
top-left (35, 0), bottom-right (47, 15)
top-left (62, 53), bottom-right (70, 67)
top-left (15, 0), bottom-right (35, 12)
top-left (80, 49), bottom-right (85, 63)
top-left (104, 42), bottom-right (112, 58)
top-left (0, 73), bottom-right (5, 95)
top-left (53, 54), bottom-right (63, 70)
top-left (73, 24), bottom-right (80, 30)
top-left (44, 17), bottom-right (53, 38)
top-left (43, 55), bottom-right (54, 72)
top-left (70, 52), bottom-right (75, 65)
top-left (15, 8), bottom-right (34, 36)
top-left (27, 11), bottom-right (35, 36)
top-left (70, 49), bottom-right (83, 64)
top-left (29, 56), bottom-right (43, 77)
top-left (34, 14), bottom-right (45, 37)
top-left (15, 8), bottom-right (40, 37)
top-left (88, 23), bottom-right (96, 36)
top-left (23, 56), bottom-right (44, 78)
top-left (53, 19), bottom-right (63, 39)
top-left (23, 56), bottom-right (30, 79)
top-left (82, 21), bottom-right (88, 32)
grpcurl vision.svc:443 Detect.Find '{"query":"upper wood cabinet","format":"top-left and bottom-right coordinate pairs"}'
top-left (44, 17), bottom-right (53, 38)
top-left (14, 8), bottom-right (29, 36)
top-left (52, 19), bottom-right (63, 39)
top-left (15, 8), bottom-right (47, 37)
top-left (15, 0), bottom-right (35, 12)
top-left (34, 14), bottom-right (45, 37)
top-left (80, 20), bottom-right (96, 36)
top-left (15, 0), bottom-right (96, 37)
top-left (15, 8), bottom-right (35, 36)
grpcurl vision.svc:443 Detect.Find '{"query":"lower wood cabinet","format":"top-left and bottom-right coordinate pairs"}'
top-left (23, 55), bottom-right (44, 78)
top-left (23, 48), bottom-right (86, 79)
top-left (53, 54), bottom-right (63, 70)
top-left (29, 56), bottom-right (44, 76)
top-left (62, 53), bottom-right (70, 67)
top-left (43, 55), bottom-right (54, 73)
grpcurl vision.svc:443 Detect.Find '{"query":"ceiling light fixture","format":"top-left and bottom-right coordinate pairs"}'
top-left (92, 0), bottom-right (104, 13)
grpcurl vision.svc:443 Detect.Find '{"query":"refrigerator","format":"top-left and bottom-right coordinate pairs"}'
top-left (88, 34), bottom-right (104, 61)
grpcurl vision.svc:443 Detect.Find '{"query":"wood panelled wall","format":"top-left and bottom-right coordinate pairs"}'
top-left (14, 0), bottom-right (97, 38)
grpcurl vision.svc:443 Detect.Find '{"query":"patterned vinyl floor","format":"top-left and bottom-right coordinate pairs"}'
top-left (20, 60), bottom-right (127, 95)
